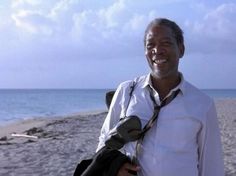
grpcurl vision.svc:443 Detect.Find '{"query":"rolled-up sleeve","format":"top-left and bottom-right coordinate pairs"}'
top-left (198, 101), bottom-right (225, 176)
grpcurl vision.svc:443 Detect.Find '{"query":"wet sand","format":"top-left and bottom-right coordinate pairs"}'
top-left (0, 99), bottom-right (235, 176)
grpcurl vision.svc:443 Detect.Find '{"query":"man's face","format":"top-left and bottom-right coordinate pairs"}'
top-left (145, 25), bottom-right (184, 80)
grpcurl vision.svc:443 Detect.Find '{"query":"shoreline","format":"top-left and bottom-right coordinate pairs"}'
top-left (0, 109), bottom-right (107, 140)
top-left (0, 110), bottom-right (108, 176)
top-left (0, 109), bottom-right (106, 137)
top-left (0, 98), bottom-right (235, 138)
top-left (0, 99), bottom-right (235, 175)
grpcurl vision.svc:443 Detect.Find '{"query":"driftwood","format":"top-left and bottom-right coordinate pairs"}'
top-left (11, 133), bottom-right (38, 139)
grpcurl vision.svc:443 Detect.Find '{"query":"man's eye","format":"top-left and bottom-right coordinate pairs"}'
top-left (162, 41), bottom-right (172, 46)
top-left (146, 44), bottom-right (154, 49)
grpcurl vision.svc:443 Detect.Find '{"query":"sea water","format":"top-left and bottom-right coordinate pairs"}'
top-left (0, 89), bottom-right (236, 124)
top-left (202, 89), bottom-right (236, 99)
top-left (0, 89), bottom-right (111, 124)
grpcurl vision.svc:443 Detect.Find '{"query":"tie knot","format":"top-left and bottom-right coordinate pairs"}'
top-left (161, 89), bottom-right (180, 107)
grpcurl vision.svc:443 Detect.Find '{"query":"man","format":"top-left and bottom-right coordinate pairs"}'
top-left (97, 18), bottom-right (224, 176)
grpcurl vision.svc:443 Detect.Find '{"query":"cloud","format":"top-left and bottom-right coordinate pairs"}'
top-left (11, 10), bottom-right (53, 35)
top-left (7, 0), bottom-right (236, 60)
top-left (8, 0), bottom-right (186, 47)
top-left (185, 3), bottom-right (236, 55)
top-left (11, 0), bottom-right (42, 8)
top-left (194, 3), bottom-right (236, 38)
top-left (8, 0), bottom-right (154, 61)
top-left (1, 0), bottom-right (236, 88)
top-left (68, 0), bottom-right (163, 60)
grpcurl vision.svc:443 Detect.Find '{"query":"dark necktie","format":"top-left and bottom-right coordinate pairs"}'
top-left (133, 87), bottom-right (180, 163)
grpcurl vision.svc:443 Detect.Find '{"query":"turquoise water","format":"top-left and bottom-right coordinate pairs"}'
top-left (0, 89), bottom-right (235, 124)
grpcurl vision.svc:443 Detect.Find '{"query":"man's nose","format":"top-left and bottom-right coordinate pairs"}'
top-left (151, 48), bottom-right (157, 55)
top-left (151, 47), bottom-right (164, 55)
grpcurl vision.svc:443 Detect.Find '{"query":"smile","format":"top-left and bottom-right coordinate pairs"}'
top-left (152, 58), bottom-right (167, 64)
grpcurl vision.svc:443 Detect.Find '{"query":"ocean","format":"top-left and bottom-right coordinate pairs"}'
top-left (0, 89), bottom-right (236, 125)
top-left (0, 89), bottom-right (111, 125)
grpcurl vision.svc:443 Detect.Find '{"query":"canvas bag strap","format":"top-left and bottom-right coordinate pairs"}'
top-left (122, 78), bottom-right (138, 118)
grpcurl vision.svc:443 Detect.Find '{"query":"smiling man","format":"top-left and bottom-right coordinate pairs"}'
top-left (97, 18), bottom-right (224, 176)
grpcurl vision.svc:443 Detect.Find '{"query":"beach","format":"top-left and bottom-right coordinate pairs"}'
top-left (0, 99), bottom-right (235, 176)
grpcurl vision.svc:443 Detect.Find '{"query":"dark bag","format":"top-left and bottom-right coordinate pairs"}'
top-left (105, 115), bottom-right (141, 150)
top-left (73, 115), bottom-right (140, 176)
top-left (73, 159), bottom-right (93, 176)
top-left (73, 147), bottom-right (131, 176)
top-left (74, 81), bottom-right (138, 176)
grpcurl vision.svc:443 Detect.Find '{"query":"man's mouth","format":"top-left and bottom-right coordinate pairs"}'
top-left (152, 58), bottom-right (167, 64)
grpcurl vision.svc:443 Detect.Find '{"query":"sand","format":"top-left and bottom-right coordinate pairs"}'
top-left (0, 99), bottom-right (235, 176)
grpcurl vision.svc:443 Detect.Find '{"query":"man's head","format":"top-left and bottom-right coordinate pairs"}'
top-left (144, 18), bottom-right (185, 80)
top-left (144, 18), bottom-right (185, 49)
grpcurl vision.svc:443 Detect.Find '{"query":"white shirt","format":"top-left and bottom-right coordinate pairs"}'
top-left (97, 74), bottom-right (224, 176)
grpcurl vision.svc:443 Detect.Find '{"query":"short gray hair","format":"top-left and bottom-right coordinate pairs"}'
top-left (144, 18), bottom-right (184, 46)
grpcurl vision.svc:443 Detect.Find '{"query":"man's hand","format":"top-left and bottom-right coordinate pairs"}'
top-left (117, 162), bottom-right (140, 176)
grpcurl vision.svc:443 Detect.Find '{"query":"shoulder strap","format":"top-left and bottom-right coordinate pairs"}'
top-left (123, 78), bottom-right (138, 118)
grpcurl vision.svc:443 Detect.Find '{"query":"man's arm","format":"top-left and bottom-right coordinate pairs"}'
top-left (96, 84), bottom-right (123, 152)
top-left (198, 101), bottom-right (225, 176)
top-left (96, 81), bottom-right (141, 176)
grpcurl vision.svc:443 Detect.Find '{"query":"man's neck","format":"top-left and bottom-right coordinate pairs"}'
top-left (151, 73), bottom-right (181, 100)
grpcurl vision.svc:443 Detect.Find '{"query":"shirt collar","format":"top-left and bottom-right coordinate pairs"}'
top-left (141, 72), bottom-right (186, 95)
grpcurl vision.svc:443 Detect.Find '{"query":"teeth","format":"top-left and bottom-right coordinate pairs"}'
top-left (153, 59), bottom-right (167, 64)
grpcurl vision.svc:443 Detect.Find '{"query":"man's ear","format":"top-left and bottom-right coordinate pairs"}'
top-left (179, 43), bottom-right (185, 58)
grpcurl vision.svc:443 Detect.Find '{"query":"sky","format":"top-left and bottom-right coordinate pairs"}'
top-left (0, 0), bottom-right (236, 89)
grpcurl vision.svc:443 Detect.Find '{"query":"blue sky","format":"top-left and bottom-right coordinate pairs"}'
top-left (0, 0), bottom-right (236, 89)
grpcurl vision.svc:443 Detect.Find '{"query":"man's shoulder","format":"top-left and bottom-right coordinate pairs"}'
top-left (118, 75), bottom-right (147, 89)
top-left (183, 80), bottom-right (214, 105)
